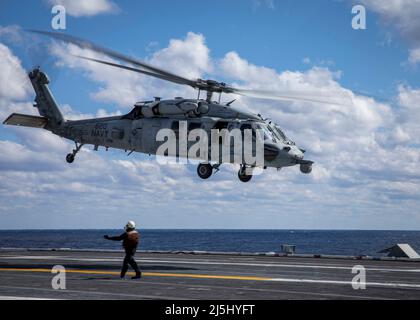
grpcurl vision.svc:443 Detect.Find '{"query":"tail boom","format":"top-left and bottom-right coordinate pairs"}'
top-left (29, 68), bottom-right (64, 127)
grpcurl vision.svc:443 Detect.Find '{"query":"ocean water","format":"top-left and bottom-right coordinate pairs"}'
top-left (0, 229), bottom-right (419, 256)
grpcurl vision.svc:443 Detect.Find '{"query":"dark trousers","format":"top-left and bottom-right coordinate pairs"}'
top-left (121, 249), bottom-right (140, 277)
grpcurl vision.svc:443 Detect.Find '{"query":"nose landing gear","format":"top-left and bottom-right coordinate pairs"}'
top-left (238, 165), bottom-right (253, 183)
top-left (66, 142), bottom-right (84, 164)
top-left (299, 162), bottom-right (313, 174)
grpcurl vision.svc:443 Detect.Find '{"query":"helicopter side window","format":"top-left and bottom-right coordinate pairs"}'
top-left (213, 121), bottom-right (229, 131)
top-left (240, 123), bottom-right (256, 139)
top-left (240, 123), bottom-right (252, 131)
top-left (122, 106), bottom-right (142, 120)
top-left (188, 122), bottom-right (201, 131)
top-left (171, 121), bottom-right (180, 139)
top-left (212, 121), bottom-right (230, 146)
top-left (133, 107), bottom-right (143, 119)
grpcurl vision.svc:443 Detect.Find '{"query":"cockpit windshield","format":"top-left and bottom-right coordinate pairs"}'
top-left (272, 125), bottom-right (286, 140)
top-left (256, 124), bottom-right (276, 141)
top-left (271, 123), bottom-right (295, 145)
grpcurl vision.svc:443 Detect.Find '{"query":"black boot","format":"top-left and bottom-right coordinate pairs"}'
top-left (131, 271), bottom-right (142, 279)
top-left (120, 266), bottom-right (128, 279)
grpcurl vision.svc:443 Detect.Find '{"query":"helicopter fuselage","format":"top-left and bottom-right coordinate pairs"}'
top-left (4, 68), bottom-right (314, 182)
top-left (57, 99), bottom-right (309, 170)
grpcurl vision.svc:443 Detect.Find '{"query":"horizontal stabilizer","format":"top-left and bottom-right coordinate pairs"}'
top-left (3, 113), bottom-right (48, 128)
top-left (379, 244), bottom-right (420, 259)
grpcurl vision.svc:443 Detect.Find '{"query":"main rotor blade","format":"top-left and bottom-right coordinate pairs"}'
top-left (232, 88), bottom-right (354, 107)
top-left (28, 30), bottom-right (198, 88)
top-left (75, 55), bottom-right (195, 86)
top-left (28, 30), bottom-right (356, 107)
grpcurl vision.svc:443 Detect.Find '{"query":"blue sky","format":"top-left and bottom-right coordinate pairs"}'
top-left (0, 0), bottom-right (420, 230)
top-left (1, 0), bottom-right (418, 106)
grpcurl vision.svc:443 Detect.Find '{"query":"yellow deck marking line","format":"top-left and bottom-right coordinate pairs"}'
top-left (1, 268), bottom-right (420, 289)
top-left (0, 268), bottom-right (270, 282)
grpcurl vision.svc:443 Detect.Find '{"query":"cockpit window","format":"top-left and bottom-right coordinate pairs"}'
top-left (273, 125), bottom-right (286, 141)
top-left (257, 124), bottom-right (275, 141)
top-left (240, 123), bottom-right (256, 140)
top-left (240, 123), bottom-right (253, 131)
top-left (273, 124), bottom-right (295, 145)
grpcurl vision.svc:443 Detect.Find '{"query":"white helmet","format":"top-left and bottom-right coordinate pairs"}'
top-left (125, 220), bottom-right (136, 230)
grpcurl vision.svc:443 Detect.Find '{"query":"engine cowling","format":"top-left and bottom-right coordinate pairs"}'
top-left (135, 101), bottom-right (208, 118)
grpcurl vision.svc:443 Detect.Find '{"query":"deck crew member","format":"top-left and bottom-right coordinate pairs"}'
top-left (104, 221), bottom-right (142, 279)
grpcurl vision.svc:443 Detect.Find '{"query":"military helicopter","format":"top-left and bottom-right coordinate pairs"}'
top-left (3, 31), bottom-right (351, 182)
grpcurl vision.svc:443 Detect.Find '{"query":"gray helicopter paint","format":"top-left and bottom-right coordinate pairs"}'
top-left (3, 68), bottom-right (313, 180)
top-left (10, 31), bottom-right (321, 181)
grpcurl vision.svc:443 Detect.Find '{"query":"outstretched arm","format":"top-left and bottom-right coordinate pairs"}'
top-left (104, 233), bottom-right (126, 241)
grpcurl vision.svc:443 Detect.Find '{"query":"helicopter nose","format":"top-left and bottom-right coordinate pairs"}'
top-left (284, 146), bottom-right (304, 160)
top-left (264, 144), bottom-right (280, 162)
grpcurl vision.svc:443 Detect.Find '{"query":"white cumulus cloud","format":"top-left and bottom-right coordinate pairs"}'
top-left (360, 0), bottom-right (420, 65)
top-left (0, 43), bottom-right (31, 102)
top-left (47, 0), bottom-right (119, 17)
top-left (49, 32), bottom-right (211, 107)
top-left (409, 47), bottom-right (420, 65)
top-left (1, 30), bottom-right (420, 229)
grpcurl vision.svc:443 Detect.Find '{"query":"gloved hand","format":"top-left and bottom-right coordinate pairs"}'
top-left (104, 235), bottom-right (110, 240)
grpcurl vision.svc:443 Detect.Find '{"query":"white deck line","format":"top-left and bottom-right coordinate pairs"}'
top-left (1, 254), bottom-right (420, 273)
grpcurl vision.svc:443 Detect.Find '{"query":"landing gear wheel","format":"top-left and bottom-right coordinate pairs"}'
top-left (238, 166), bottom-right (253, 183)
top-left (197, 163), bottom-right (213, 179)
top-left (300, 164), bottom-right (312, 174)
top-left (65, 142), bottom-right (84, 164)
top-left (66, 153), bottom-right (75, 164)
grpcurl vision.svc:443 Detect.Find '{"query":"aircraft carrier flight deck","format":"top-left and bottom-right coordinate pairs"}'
top-left (0, 249), bottom-right (419, 300)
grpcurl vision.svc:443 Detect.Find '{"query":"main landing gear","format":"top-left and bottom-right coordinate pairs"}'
top-left (197, 163), bottom-right (220, 180)
top-left (197, 163), bottom-right (213, 179)
top-left (238, 165), bottom-right (253, 183)
top-left (196, 163), bottom-right (254, 183)
top-left (66, 142), bottom-right (84, 164)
